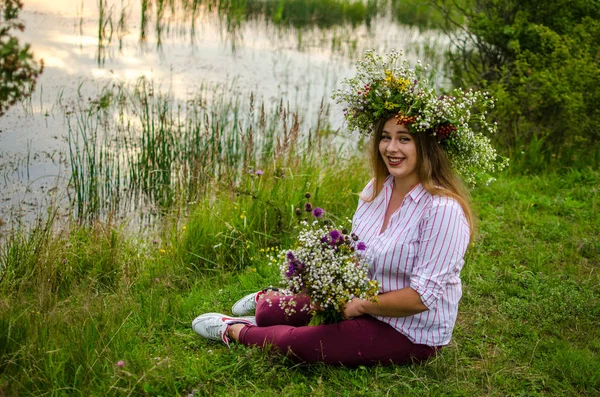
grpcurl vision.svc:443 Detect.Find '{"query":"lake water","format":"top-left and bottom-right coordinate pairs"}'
top-left (0, 0), bottom-right (448, 227)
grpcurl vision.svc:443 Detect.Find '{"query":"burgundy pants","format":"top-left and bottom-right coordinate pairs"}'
top-left (237, 292), bottom-right (439, 366)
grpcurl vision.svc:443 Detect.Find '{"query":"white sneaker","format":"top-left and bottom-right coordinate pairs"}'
top-left (192, 313), bottom-right (255, 347)
top-left (231, 292), bottom-right (260, 316)
top-left (231, 287), bottom-right (283, 316)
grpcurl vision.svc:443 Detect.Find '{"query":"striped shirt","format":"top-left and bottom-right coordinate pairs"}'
top-left (352, 176), bottom-right (470, 346)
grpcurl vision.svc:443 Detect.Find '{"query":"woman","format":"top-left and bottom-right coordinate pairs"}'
top-left (192, 51), bottom-right (504, 366)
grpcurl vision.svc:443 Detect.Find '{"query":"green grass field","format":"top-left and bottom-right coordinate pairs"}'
top-left (1, 158), bottom-right (599, 396)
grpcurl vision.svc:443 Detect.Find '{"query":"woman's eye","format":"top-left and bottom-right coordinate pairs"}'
top-left (381, 135), bottom-right (391, 141)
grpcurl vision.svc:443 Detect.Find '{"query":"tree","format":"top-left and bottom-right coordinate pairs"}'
top-left (0, 0), bottom-right (44, 117)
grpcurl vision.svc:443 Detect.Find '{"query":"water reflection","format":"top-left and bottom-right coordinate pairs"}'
top-left (21, 0), bottom-right (449, 68)
top-left (73, 0), bottom-right (447, 64)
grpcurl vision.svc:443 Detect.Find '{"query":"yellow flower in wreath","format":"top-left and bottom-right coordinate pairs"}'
top-left (384, 70), bottom-right (410, 91)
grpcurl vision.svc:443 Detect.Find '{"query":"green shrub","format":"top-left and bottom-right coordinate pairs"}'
top-left (440, 0), bottom-right (600, 171)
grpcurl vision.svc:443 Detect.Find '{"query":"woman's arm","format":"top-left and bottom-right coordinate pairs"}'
top-left (343, 287), bottom-right (428, 319)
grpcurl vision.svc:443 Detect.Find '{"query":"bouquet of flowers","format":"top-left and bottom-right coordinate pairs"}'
top-left (276, 195), bottom-right (380, 325)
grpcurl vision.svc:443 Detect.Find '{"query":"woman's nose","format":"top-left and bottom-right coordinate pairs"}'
top-left (387, 138), bottom-right (400, 151)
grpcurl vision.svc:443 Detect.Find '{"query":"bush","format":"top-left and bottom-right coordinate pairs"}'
top-left (0, 0), bottom-right (44, 117)
top-left (439, 0), bottom-right (600, 171)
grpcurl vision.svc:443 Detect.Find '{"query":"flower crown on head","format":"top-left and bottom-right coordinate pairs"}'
top-left (332, 50), bottom-right (508, 185)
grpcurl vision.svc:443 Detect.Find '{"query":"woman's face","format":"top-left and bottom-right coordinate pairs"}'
top-left (378, 118), bottom-right (419, 185)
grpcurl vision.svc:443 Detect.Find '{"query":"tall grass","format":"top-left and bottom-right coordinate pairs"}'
top-left (139, 0), bottom-right (458, 31)
top-left (97, 0), bottom-right (114, 65)
top-left (65, 78), bottom-right (340, 223)
top-left (177, 154), bottom-right (369, 274)
top-left (67, 88), bottom-right (123, 222)
top-left (141, 0), bottom-right (150, 42)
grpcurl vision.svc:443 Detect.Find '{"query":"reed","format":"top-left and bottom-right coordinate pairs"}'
top-left (117, 0), bottom-right (129, 50)
top-left (65, 78), bottom-right (343, 223)
top-left (97, 0), bottom-right (114, 65)
top-left (90, 0), bottom-right (455, 56)
top-left (141, 0), bottom-right (150, 42)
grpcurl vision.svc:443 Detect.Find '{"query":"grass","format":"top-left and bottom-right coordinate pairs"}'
top-left (64, 78), bottom-right (336, 223)
top-left (1, 156), bottom-right (599, 395)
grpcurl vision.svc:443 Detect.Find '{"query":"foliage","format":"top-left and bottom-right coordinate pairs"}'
top-left (0, 0), bottom-right (43, 117)
top-left (438, 0), bottom-right (600, 170)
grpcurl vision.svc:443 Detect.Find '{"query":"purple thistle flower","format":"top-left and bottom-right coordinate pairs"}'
top-left (357, 242), bottom-right (367, 251)
top-left (311, 207), bottom-right (324, 218)
top-left (255, 169), bottom-right (264, 176)
top-left (286, 251), bottom-right (295, 260)
top-left (320, 235), bottom-right (329, 244)
top-left (117, 360), bottom-right (125, 368)
top-left (304, 202), bottom-right (312, 212)
top-left (329, 230), bottom-right (341, 241)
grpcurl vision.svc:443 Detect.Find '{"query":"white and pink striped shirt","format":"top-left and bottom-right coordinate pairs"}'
top-left (352, 176), bottom-right (470, 346)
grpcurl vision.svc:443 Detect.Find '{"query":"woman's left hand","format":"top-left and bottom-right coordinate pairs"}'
top-left (343, 298), bottom-right (366, 319)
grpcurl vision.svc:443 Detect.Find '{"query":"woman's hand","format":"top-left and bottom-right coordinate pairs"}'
top-left (343, 298), bottom-right (366, 319)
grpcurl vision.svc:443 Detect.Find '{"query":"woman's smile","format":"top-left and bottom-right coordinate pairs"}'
top-left (386, 156), bottom-right (405, 166)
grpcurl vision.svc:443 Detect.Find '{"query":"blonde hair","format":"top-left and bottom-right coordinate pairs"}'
top-left (364, 116), bottom-right (476, 241)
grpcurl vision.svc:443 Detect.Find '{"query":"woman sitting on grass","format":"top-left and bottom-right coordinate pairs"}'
top-left (191, 51), bottom-right (505, 366)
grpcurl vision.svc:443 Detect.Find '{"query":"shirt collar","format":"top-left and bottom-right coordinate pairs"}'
top-left (407, 183), bottom-right (428, 203)
top-left (383, 175), bottom-right (394, 189)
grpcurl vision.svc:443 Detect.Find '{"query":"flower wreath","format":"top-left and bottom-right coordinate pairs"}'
top-left (332, 50), bottom-right (508, 185)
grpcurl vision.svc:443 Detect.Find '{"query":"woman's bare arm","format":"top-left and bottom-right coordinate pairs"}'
top-left (343, 287), bottom-right (428, 319)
